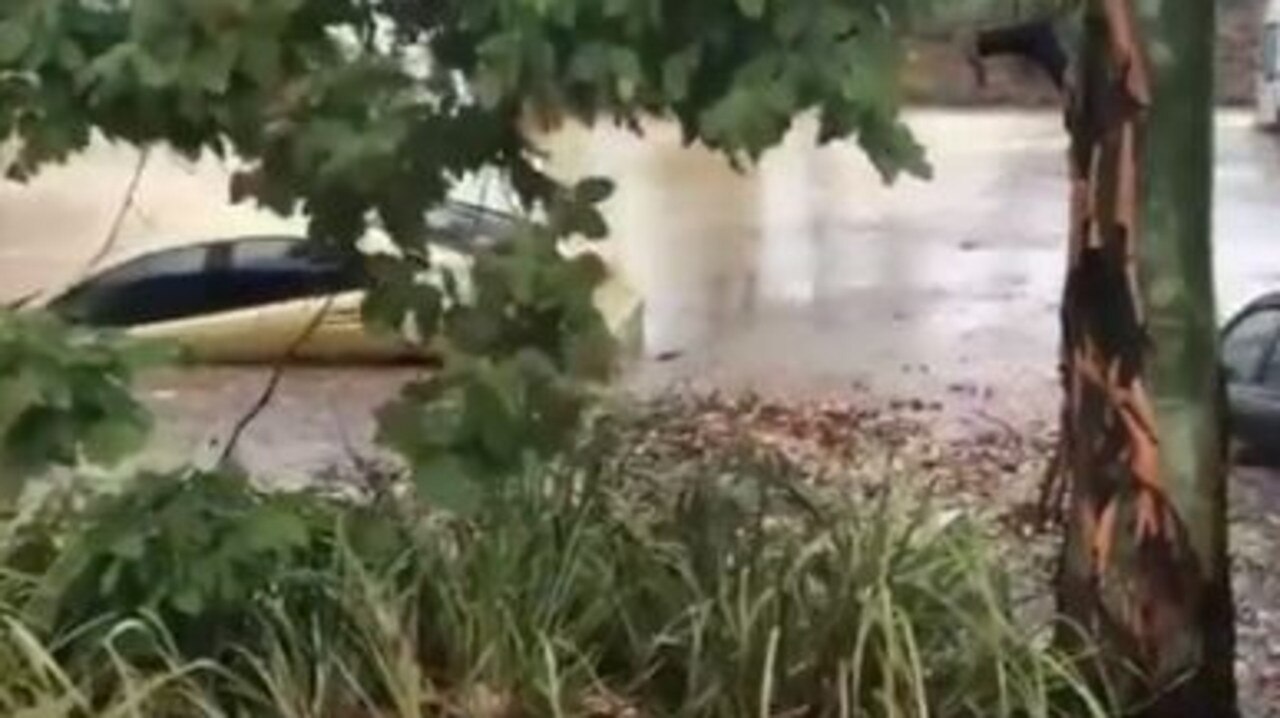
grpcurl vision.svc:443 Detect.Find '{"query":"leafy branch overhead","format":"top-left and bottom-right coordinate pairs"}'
top-left (0, 313), bottom-right (175, 501)
top-left (0, 0), bottom-right (928, 509)
top-left (0, 0), bottom-right (928, 210)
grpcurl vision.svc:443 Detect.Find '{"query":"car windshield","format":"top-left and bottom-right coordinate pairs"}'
top-left (422, 202), bottom-right (517, 253)
top-left (1223, 307), bottom-right (1280, 382)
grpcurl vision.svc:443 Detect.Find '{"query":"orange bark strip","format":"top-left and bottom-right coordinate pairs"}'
top-left (1121, 409), bottom-right (1160, 482)
top-left (1127, 377), bottom-right (1159, 436)
top-left (1117, 124), bottom-right (1139, 235)
top-left (1136, 491), bottom-right (1163, 540)
top-left (1094, 499), bottom-right (1120, 571)
top-left (1100, 0), bottom-right (1153, 106)
top-left (1074, 352), bottom-right (1132, 411)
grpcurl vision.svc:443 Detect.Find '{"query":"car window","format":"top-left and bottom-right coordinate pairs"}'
top-left (195, 238), bottom-right (363, 317)
top-left (1223, 308), bottom-right (1280, 383)
top-left (424, 203), bottom-right (515, 253)
top-left (93, 245), bottom-right (207, 286)
top-left (1263, 336), bottom-right (1280, 389)
top-left (230, 238), bottom-right (343, 271)
top-left (48, 245), bottom-right (211, 326)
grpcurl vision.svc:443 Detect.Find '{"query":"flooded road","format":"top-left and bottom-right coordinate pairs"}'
top-left (4, 110), bottom-right (1280, 476)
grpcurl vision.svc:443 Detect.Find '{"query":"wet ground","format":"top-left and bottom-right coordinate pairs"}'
top-left (5, 110), bottom-right (1280, 474)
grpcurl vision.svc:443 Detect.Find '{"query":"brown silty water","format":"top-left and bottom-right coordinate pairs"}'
top-left (4, 111), bottom-right (1280, 477)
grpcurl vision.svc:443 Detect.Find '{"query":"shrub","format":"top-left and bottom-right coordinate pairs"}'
top-left (0, 431), bottom-right (1111, 717)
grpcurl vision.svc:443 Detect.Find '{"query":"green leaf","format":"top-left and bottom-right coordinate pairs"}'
top-left (603, 0), bottom-right (631, 18)
top-left (0, 368), bottom-right (41, 438)
top-left (0, 22), bottom-right (30, 64)
top-left (240, 505), bottom-right (311, 552)
top-left (472, 68), bottom-right (506, 109)
top-left (575, 177), bottom-right (615, 204)
top-left (576, 206), bottom-right (609, 239)
top-left (81, 416), bottom-right (149, 467)
top-left (172, 586), bottom-right (204, 616)
top-left (856, 113), bottom-right (932, 183)
top-left (186, 37), bottom-right (240, 93)
top-left (239, 33), bottom-right (282, 86)
top-left (412, 284), bottom-right (444, 341)
top-left (132, 49), bottom-right (179, 88)
top-left (446, 306), bottom-right (507, 354)
top-left (375, 388), bottom-right (463, 462)
top-left (774, 2), bottom-right (811, 41)
top-left (609, 47), bottom-right (642, 101)
top-left (568, 43), bottom-right (610, 82)
top-left (736, 0), bottom-right (766, 19)
top-left (343, 505), bottom-right (406, 562)
top-left (364, 253), bottom-right (414, 286)
top-left (662, 49), bottom-right (698, 101)
top-left (413, 455), bottom-right (484, 515)
top-left (462, 369), bottom-right (521, 464)
top-left (362, 283), bottom-right (412, 335)
top-left (699, 87), bottom-right (786, 159)
top-left (110, 533), bottom-right (146, 561)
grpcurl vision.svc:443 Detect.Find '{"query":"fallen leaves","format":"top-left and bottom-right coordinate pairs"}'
top-left (596, 390), bottom-right (1280, 717)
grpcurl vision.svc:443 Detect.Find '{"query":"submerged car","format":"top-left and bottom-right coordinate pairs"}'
top-left (42, 202), bottom-right (643, 363)
top-left (1222, 292), bottom-right (1280, 460)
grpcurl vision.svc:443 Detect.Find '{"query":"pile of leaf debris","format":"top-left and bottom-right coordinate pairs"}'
top-left (593, 390), bottom-right (1280, 717)
top-left (597, 391), bottom-right (1057, 527)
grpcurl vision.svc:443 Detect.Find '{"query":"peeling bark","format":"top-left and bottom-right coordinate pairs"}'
top-left (1056, 0), bottom-right (1236, 715)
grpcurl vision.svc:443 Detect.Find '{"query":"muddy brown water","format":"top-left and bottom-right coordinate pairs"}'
top-left (4, 110), bottom-right (1280, 478)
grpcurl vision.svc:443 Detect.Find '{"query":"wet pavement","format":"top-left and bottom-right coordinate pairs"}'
top-left (4, 110), bottom-right (1280, 476)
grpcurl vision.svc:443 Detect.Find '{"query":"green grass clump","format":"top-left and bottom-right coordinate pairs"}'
top-left (0, 436), bottom-right (1109, 717)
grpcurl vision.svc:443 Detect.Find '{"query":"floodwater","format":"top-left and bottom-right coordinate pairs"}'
top-left (4, 110), bottom-right (1280, 478)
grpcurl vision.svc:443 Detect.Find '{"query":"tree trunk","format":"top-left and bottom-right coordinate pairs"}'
top-left (1056, 0), bottom-right (1236, 715)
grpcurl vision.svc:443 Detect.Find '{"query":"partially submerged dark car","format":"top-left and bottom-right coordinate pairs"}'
top-left (1223, 292), bottom-right (1280, 460)
top-left (39, 202), bottom-right (643, 363)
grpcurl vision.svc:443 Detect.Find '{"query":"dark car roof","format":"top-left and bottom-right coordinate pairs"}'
top-left (1225, 292), bottom-right (1280, 331)
top-left (39, 201), bottom-right (518, 308)
top-left (91, 199), bottom-right (517, 274)
top-left (1242, 293), bottom-right (1280, 312)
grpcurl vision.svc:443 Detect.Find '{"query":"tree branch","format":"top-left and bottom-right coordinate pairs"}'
top-left (218, 297), bottom-right (335, 468)
top-left (80, 148), bottom-right (150, 278)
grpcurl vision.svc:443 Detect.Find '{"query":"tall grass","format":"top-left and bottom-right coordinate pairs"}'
top-left (0, 436), bottom-right (1112, 716)
top-left (0, 612), bottom-right (221, 717)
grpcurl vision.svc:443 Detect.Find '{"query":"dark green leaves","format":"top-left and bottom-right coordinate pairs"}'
top-left (0, 312), bottom-right (174, 505)
top-left (0, 0), bottom-right (934, 523)
top-left (413, 454), bottom-right (485, 515)
top-left (661, 47), bottom-right (700, 102)
top-left (575, 177), bottom-right (616, 205)
top-left (373, 213), bottom-right (616, 513)
top-left (377, 351), bottom-right (589, 515)
top-left (736, 0), bottom-right (767, 20)
top-left (407, 0), bottom-right (927, 177)
top-left (0, 22), bottom-right (30, 64)
top-left (39, 471), bottom-right (332, 629)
